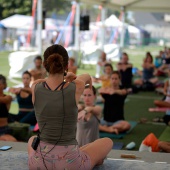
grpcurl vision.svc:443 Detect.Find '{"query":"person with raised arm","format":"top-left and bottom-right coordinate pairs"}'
top-left (9, 71), bottom-right (36, 125)
top-left (28, 44), bottom-right (113, 170)
top-left (0, 74), bottom-right (16, 141)
top-left (99, 71), bottom-right (131, 134)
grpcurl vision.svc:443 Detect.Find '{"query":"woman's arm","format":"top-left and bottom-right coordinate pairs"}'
top-left (99, 87), bottom-right (127, 96)
top-left (21, 87), bottom-right (32, 94)
top-left (0, 95), bottom-right (12, 104)
top-left (78, 105), bottom-right (102, 121)
top-left (84, 105), bottom-right (102, 116)
top-left (78, 104), bottom-right (84, 112)
top-left (98, 87), bottom-right (110, 94)
top-left (74, 74), bottom-right (92, 105)
top-left (75, 74), bottom-right (92, 88)
top-left (163, 80), bottom-right (170, 97)
top-left (10, 87), bottom-right (32, 95)
top-left (110, 89), bottom-right (127, 95)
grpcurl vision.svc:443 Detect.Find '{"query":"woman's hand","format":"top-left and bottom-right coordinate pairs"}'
top-left (9, 88), bottom-right (21, 94)
top-left (64, 72), bottom-right (77, 82)
top-left (77, 110), bottom-right (86, 121)
top-left (109, 89), bottom-right (116, 95)
top-left (99, 87), bottom-right (111, 94)
top-left (14, 88), bottom-right (22, 94)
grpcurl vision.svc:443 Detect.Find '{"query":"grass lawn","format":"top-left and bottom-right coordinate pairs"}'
top-left (0, 46), bottom-right (169, 149)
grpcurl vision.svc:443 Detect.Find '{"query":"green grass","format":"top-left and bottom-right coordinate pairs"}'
top-left (159, 126), bottom-right (170, 141)
top-left (125, 92), bottom-right (163, 121)
top-left (112, 123), bottom-right (166, 150)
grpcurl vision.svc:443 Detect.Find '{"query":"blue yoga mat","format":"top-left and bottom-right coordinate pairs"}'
top-left (112, 142), bottom-right (124, 150)
top-left (99, 121), bottom-right (137, 139)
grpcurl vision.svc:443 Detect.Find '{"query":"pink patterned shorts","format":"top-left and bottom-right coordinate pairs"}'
top-left (28, 141), bottom-right (91, 170)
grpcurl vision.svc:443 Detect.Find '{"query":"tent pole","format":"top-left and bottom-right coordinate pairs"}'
top-left (120, 6), bottom-right (125, 51)
top-left (101, 6), bottom-right (106, 50)
top-left (37, 0), bottom-right (42, 55)
top-left (75, 1), bottom-right (80, 50)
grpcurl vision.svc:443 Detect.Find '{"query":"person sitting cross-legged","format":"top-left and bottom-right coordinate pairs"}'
top-left (99, 71), bottom-right (131, 134)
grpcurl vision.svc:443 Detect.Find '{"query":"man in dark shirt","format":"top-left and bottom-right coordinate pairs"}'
top-left (99, 71), bottom-right (131, 134)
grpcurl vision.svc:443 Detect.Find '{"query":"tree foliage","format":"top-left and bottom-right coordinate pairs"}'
top-left (43, 0), bottom-right (71, 16)
top-left (0, 0), bottom-right (32, 19)
top-left (0, 0), bottom-right (71, 19)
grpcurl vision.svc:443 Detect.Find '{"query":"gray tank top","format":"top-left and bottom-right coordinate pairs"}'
top-left (34, 82), bottom-right (78, 145)
top-left (76, 115), bottom-right (99, 147)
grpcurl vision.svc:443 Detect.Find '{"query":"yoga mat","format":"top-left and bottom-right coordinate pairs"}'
top-left (112, 142), bottom-right (124, 150)
top-left (159, 126), bottom-right (170, 141)
top-left (100, 121), bottom-right (137, 139)
top-left (149, 107), bottom-right (170, 112)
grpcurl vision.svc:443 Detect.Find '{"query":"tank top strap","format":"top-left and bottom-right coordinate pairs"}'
top-left (43, 81), bottom-right (66, 91)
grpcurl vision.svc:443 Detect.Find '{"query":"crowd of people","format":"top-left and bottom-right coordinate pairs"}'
top-left (0, 44), bottom-right (170, 169)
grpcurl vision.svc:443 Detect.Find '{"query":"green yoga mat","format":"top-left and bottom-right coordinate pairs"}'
top-left (159, 126), bottom-right (170, 141)
top-left (100, 121), bottom-right (137, 139)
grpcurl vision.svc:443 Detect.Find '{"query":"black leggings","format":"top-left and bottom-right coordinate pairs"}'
top-left (8, 111), bottom-right (37, 125)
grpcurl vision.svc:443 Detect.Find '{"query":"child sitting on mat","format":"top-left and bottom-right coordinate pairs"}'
top-left (99, 71), bottom-right (131, 134)
top-left (93, 63), bottom-right (113, 88)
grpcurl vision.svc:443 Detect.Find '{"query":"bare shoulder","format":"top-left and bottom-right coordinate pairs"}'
top-left (31, 79), bottom-right (46, 89)
top-left (29, 69), bottom-right (35, 73)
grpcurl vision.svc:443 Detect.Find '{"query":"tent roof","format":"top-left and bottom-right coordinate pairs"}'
top-left (1, 14), bottom-right (31, 29)
top-left (78, 0), bottom-right (170, 13)
top-left (0, 14), bottom-right (58, 30)
top-left (0, 22), bottom-right (6, 29)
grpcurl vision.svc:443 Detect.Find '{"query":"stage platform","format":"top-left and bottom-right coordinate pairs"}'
top-left (0, 141), bottom-right (170, 170)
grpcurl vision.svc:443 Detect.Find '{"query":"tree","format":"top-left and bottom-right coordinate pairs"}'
top-left (0, 0), bottom-right (32, 19)
top-left (0, 0), bottom-right (71, 19)
top-left (43, 0), bottom-right (71, 17)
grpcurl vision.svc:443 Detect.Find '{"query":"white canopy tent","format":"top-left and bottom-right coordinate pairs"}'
top-left (1, 14), bottom-right (58, 30)
top-left (73, 0), bottom-right (170, 49)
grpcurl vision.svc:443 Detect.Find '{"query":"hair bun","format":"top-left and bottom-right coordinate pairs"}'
top-left (46, 53), bottom-right (64, 74)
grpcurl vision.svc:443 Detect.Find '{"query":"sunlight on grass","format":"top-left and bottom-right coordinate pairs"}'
top-left (9, 102), bottom-right (19, 114)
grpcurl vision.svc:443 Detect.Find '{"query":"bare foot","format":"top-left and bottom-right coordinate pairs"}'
top-left (113, 128), bottom-right (119, 135)
top-left (108, 126), bottom-right (119, 134)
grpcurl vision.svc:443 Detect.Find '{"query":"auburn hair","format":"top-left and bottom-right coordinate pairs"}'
top-left (43, 44), bottom-right (69, 74)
